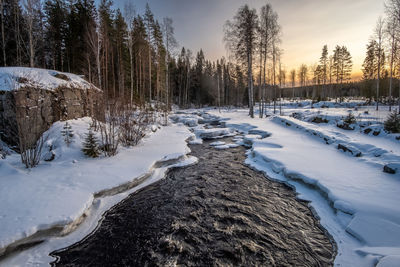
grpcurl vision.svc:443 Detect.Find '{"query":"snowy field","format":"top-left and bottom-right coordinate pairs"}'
top-left (0, 117), bottom-right (195, 265)
top-left (172, 101), bottom-right (400, 267)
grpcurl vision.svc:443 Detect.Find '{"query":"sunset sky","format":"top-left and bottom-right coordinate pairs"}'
top-left (114, 0), bottom-right (385, 81)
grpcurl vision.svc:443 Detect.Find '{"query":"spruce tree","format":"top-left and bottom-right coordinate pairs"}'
top-left (384, 110), bottom-right (400, 133)
top-left (82, 129), bottom-right (100, 158)
top-left (61, 121), bottom-right (73, 146)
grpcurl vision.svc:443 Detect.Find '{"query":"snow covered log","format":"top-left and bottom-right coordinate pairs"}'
top-left (0, 67), bottom-right (103, 149)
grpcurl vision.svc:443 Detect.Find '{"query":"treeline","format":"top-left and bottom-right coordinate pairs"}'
top-left (0, 0), bottom-right (251, 108)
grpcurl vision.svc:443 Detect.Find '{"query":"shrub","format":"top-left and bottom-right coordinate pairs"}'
top-left (384, 110), bottom-right (400, 133)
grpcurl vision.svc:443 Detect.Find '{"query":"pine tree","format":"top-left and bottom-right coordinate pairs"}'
top-left (144, 3), bottom-right (154, 101)
top-left (44, 0), bottom-right (67, 70)
top-left (61, 121), bottom-right (73, 146)
top-left (384, 110), bottom-right (400, 133)
top-left (82, 129), bottom-right (100, 157)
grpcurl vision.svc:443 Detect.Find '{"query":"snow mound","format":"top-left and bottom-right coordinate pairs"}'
top-left (0, 67), bottom-right (100, 91)
top-left (377, 255), bottom-right (400, 267)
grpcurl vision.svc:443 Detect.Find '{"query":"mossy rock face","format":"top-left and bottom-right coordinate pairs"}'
top-left (0, 85), bottom-right (103, 150)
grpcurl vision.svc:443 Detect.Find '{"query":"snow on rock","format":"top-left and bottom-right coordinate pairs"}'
top-left (214, 145), bottom-right (230, 150)
top-left (169, 113), bottom-right (202, 127)
top-left (0, 117), bottom-right (192, 256)
top-left (194, 128), bottom-right (235, 139)
top-left (210, 141), bottom-right (225, 146)
top-left (0, 67), bottom-right (100, 91)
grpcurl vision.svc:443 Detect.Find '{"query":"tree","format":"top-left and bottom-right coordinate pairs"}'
top-left (362, 40), bottom-right (378, 80)
top-left (258, 4), bottom-right (280, 117)
top-left (23, 0), bottom-right (42, 67)
top-left (318, 45), bottom-right (328, 97)
top-left (384, 110), bottom-right (400, 133)
top-left (298, 64), bottom-right (308, 89)
top-left (82, 129), bottom-right (100, 157)
top-left (44, 0), bottom-right (67, 70)
top-left (374, 17), bottom-right (385, 110)
top-left (114, 9), bottom-right (127, 98)
top-left (61, 121), bottom-right (74, 146)
top-left (162, 17), bottom-right (177, 110)
top-left (290, 69), bottom-right (296, 98)
top-left (144, 4), bottom-right (154, 101)
top-left (123, 1), bottom-right (135, 104)
top-left (332, 45), bottom-right (352, 85)
top-left (0, 0), bottom-right (5, 66)
top-left (385, 14), bottom-right (399, 111)
top-left (152, 20), bottom-right (165, 105)
top-left (224, 4), bottom-right (258, 118)
top-left (385, 0), bottom-right (400, 112)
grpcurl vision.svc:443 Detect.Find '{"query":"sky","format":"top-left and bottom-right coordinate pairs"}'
top-left (112, 0), bottom-right (385, 80)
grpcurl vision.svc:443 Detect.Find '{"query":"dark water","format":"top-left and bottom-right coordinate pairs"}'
top-left (51, 138), bottom-right (335, 266)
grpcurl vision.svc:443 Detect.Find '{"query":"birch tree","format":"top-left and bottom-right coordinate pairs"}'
top-left (162, 17), bottom-right (177, 110)
top-left (123, 1), bottom-right (135, 105)
top-left (23, 0), bottom-right (41, 67)
top-left (224, 4), bottom-right (258, 118)
top-left (374, 17), bottom-right (385, 110)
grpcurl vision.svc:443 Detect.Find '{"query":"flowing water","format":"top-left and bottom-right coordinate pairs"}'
top-left (51, 137), bottom-right (335, 266)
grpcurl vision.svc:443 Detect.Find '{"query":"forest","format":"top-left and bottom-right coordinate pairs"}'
top-left (0, 0), bottom-right (400, 112)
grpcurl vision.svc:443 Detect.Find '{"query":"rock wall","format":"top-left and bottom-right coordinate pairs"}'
top-left (0, 86), bottom-right (103, 149)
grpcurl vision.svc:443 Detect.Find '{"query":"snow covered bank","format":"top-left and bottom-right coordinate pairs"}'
top-left (0, 67), bottom-right (99, 91)
top-left (206, 108), bottom-right (400, 267)
top-left (0, 117), bottom-right (193, 260)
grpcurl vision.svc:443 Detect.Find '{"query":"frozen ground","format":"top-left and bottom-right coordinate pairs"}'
top-left (0, 117), bottom-right (194, 265)
top-left (172, 101), bottom-right (400, 267)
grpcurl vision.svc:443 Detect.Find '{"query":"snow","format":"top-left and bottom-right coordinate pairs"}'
top-left (210, 141), bottom-right (225, 146)
top-left (0, 67), bottom-right (100, 91)
top-left (2, 102), bottom-right (400, 266)
top-left (0, 117), bottom-right (192, 261)
top-left (204, 105), bottom-right (400, 266)
top-left (194, 127), bottom-right (235, 139)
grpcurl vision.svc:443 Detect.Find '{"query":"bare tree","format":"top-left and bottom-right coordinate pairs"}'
top-left (123, 1), bottom-right (135, 105)
top-left (375, 17), bottom-right (385, 110)
top-left (163, 17), bottom-right (177, 110)
top-left (258, 4), bottom-right (280, 117)
top-left (224, 5), bottom-right (258, 118)
top-left (86, 19), bottom-right (102, 89)
top-left (385, 11), bottom-right (399, 111)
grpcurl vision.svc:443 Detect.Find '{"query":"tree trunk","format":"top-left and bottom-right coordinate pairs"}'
top-left (247, 51), bottom-right (254, 118)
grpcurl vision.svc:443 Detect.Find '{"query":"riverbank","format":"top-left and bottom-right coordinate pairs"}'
top-left (0, 118), bottom-right (193, 263)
